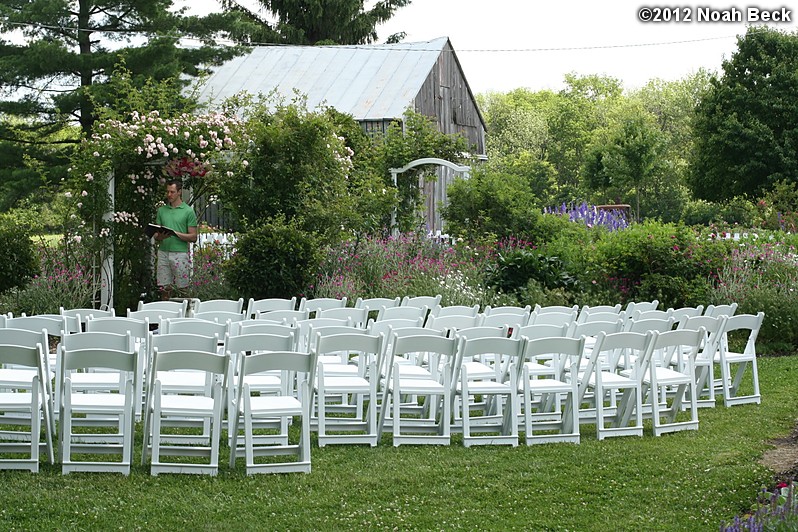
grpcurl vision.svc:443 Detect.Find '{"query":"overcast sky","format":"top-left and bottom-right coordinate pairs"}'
top-left (186, 0), bottom-right (798, 94)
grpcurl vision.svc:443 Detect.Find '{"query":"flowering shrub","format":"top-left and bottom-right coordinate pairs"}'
top-left (187, 239), bottom-right (236, 301)
top-left (0, 240), bottom-right (95, 315)
top-left (714, 239), bottom-right (798, 353)
top-left (312, 232), bottom-right (500, 306)
top-left (589, 220), bottom-right (727, 308)
top-left (721, 482), bottom-right (798, 531)
top-left (163, 156), bottom-right (209, 179)
top-left (544, 201), bottom-right (630, 231)
top-left (67, 109), bottom-right (248, 310)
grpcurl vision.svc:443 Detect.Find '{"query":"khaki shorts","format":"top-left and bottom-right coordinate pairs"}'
top-left (157, 250), bottom-right (192, 289)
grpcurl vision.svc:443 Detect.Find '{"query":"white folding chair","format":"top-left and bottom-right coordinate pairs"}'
top-left (0, 341), bottom-right (54, 471)
top-left (451, 335), bottom-right (525, 447)
top-left (318, 307), bottom-right (369, 328)
top-left (376, 305), bottom-right (428, 322)
top-left (674, 314), bottom-right (727, 407)
top-left (60, 307), bottom-right (116, 331)
top-left (312, 332), bottom-right (384, 446)
top-left (255, 309), bottom-right (309, 324)
top-left (715, 312), bottom-right (764, 406)
top-left (623, 300), bottom-right (660, 316)
top-left (518, 336), bottom-right (586, 445)
top-left (528, 309), bottom-right (578, 329)
top-left (192, 311), bottom-right (246, 327)
top-left (192, 298), bottom-right (245, 316)
top-left (482, 305), bottom-right (532, 316)
top-left (138, 299), bottom-right (189, 318)
top-left (298, 297), bottom-right (347, 318)
top-left (576, 304), bottom-right (622, 324)
top-left (429, 304), bottom-right (481, 319)
top-left (576, 331), bottom-right (654, 440)
top-left (224, 331), bottom-right (296, 444)
top-left (0, 327), bottom-right (57, 440)
top-left (533, 304), bottom-right (579, 315)
top-left (58, 344), bottom-right (138, 475)
top-left (142, 348), bottom-right (231, 476)
top-left (55, 331), bottom-right (133, 420)
top-left (424, 314), bottom-right (483, 333)
top-left (229, 349), bottom-right (317, 474)
top-left (377, 333), bottom-right (456, 446)
top-left (141, 332), bottom-right (220, 449)
top-left (233, 320), bottom-right (296, 338)
top-left (625, 327), bottom-right (705, 436)
top-left (401, 295), bottom-right (441, 309)
top-left (85, 317), bottom-right (150, 420)
top-left (355, 297), bottom-right (401, 312)
top-left (127, 308), bottom-right (182, 332)
top-left (704, 303), bottom-right (738, 318)
top-left (479, 312), bottom-right (531, 330)
top-left (246, 297), bottom-right (297, 319)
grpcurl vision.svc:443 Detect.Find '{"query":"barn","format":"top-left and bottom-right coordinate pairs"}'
top-left (196, 37), bottom-right (486, 232)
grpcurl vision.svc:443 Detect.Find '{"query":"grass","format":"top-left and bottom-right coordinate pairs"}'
top-left (2, 356), bottom-right (797, 531)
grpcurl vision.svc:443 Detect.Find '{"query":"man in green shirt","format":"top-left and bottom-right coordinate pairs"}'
top-left (154, 179), bottom-right (198, 300)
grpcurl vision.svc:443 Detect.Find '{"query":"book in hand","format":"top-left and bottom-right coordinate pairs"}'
top-left (145, 223), bottom-right (176, 238)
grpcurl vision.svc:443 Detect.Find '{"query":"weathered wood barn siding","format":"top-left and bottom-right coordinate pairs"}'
top-left (196, 37), bottom-right (486, 233)
top-left (415, 40), bottom-right (485, 233)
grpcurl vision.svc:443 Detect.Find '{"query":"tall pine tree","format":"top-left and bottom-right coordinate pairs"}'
top-left (0, 0), bottom-right (247, 139)
top-left (221, 0), bottom-right (411, 45)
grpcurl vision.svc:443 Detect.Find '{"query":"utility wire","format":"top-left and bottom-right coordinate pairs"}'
top-left (0, 17), bottom-right (753, 54)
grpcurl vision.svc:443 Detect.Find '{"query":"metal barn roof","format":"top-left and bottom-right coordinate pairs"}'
top-left (196, 37), bottom-right (450, 121)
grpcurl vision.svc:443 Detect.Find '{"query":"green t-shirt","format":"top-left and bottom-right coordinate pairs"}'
top-left (155, 202), bottom-right (197, 253)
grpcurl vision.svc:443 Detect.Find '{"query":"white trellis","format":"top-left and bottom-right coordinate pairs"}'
top-left (389, 157), bottom-right (471, 236)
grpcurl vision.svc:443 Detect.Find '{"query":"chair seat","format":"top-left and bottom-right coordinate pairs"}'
top-left (318, 364), bottom-right (359, 377)
top-left (523, 378), bottom-right (571, 394)
top-left (650, 368), bottom-right (692, 386)
top-left (242, 375), bottom-right (282, 389)
top-left (0, 391), bottom-right (40, 408)
top-left (317, 376), bottom-right (370, 393)
top-left (461, 361), bottom-right (494, 379)
top-left (394, 365), bottom-right (434, 380)
top-left (587, 371), bottom-right (637, 388)
top-left (714, 351), bottom-right (754, 363)
top-left (158, 395), bottom-right (215, 414)
top-left (67, 393), bottom-right (127, 410)
top-left (156, 371), bottom-right (207, 389)
top-left (391, 378), bottom-right (446, 395)
top-left (68, 373), bottom-right (122, 388)
top-left (0, 369), bottom-right (42, 386)
top-left (457, 381), bottom-right (512, 394)
top-left (245, 395), bottom-right (302, 416)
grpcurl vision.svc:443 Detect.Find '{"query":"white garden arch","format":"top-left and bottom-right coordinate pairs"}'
top-left (389, 157), bottom-right (471, 235)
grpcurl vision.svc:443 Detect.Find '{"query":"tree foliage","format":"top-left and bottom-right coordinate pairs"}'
top-left (374, 109), bottom-right (471, 233)
top-left (0, 0), bottom-right (242, 138)
top-left (690, 26), bottom-right (798, 201)
top-left (221, 0), bottom-right (411, 44)
top-left (218, 97), bottom-right (393, 242)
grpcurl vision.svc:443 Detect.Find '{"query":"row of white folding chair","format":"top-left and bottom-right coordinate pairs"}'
top-left (141, 343), bottom-right (230, 476)
top-left (0, 322), bottom-right (140, 475)
top-left (0, 329), bottom-right (54, 471)
top-left (677, 311), bottom-right (760, 406)
top-left (58, 334), bottom-right (138, 474)
top-left (56, 319), bottom-right (308, 475)
top-left (228, 345), bottom-right (316, 474)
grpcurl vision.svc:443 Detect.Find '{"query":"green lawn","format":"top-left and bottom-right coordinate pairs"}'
top-left (1, 355), bottom-right (796, 531)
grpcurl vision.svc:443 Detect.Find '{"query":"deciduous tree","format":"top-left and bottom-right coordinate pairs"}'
top-left (690, 26), bottom-right (798, 201)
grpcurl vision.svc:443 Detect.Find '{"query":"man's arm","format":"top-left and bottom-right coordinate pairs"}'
top-left (180, 225), bottom-right (198, 243)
